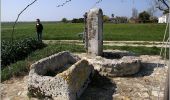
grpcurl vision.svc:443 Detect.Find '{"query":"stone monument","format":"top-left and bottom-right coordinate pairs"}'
top-left (85, 8), bottom-right (103, 56)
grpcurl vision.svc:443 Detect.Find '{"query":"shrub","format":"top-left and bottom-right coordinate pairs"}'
top-left (1, 38), bottom-right (46, 68)
top-left (139, 11), bottom-right (150, 23)
top-left (71, 18), bottom-right (84, 23)
top-left (61, 18), bottom-right (68, 23)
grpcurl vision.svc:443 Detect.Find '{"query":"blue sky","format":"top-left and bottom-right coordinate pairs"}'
top-left (1, 0), bottom-right (163, 21)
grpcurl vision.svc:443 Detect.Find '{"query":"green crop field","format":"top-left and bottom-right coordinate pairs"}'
top-left (2, 22), bottom-right (168, 41)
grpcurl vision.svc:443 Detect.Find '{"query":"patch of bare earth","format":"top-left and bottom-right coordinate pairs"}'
top-left (1, 55), bottom-right (168, 100)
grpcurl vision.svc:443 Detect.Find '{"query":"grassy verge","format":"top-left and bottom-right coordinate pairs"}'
top-left (104, 46), bottom-right (169, 58)
top-left (104, 46), bottom-right (159, 55)
top-left (1, 43), bottom-right (169, 82)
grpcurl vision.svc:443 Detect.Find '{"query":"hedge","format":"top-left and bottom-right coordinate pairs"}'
top-left (1, 38), bottom-right (46, 69)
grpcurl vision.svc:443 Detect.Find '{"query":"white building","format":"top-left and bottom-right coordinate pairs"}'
top-left (158, 14), bottom-right (169, 23)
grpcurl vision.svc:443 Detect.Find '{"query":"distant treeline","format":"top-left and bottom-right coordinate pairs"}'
top-left (71, 18), bottom-right (84, 23)
top-left (61, 18), bottom-right (84, 23)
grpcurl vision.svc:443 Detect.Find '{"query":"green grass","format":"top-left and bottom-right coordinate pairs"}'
top-left (2, 42), bottom-right (168, 82)
top-left (105, 46), bottom-right (161, 55)
top-left (2, 22), bottom-right (83, 40)
top-left (2, 22), bottom-right (168, 41)
top-left (104, 23), bottom-right (168, 41)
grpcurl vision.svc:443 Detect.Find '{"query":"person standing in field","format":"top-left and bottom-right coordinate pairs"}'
top-left (36, 19), bottom-right (43, 42)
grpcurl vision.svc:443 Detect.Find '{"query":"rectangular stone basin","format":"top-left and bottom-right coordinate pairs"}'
top-left (28, 51), bottom-right (94, 100)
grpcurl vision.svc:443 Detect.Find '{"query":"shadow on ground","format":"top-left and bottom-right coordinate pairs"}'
top-left (102, 51), bottom-right (136, 59)
top-left (132, 62), bottom-right (164, 77)
top-left (79, 71), bottom-right (117, 100)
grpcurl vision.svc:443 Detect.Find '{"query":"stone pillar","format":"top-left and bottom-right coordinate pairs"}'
top-left (86, 8), bottom-right (103, 56)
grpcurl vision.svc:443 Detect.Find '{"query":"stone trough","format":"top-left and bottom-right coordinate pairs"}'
top-left (28, 51), bottom-right (94, 100)
top-left (79, 50), bottom-right (141, 77)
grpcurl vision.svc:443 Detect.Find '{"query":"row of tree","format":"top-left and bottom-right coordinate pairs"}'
top-left (131, 10), bottom-right (158, 23)
top-left (130, 0), bottom-right (169, 23)
top-left (60, 0), bottom-right (169, 23)
top-left (61, 12), bottom-right (156, 24)
top-left (61, 18), bottom-right (84, 23)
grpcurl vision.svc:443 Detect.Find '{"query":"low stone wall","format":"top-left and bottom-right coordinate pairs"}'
top-left (28, 51), bottom-right (94, 100)
top-left (87, 56), bottom-right (141, 77)
top-left (78, 50), bottom-right (141, 77)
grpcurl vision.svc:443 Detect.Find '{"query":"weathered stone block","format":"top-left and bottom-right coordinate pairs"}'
top-left (87, 8), bottom-right (103, 56)
top-left (28, 51), bottom-right (94, 100)
top-left (83, 50), bottom-right (141, 77)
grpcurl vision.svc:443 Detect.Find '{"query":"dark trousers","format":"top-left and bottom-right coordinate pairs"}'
top-left (37, 32), bottom-right (42, 41)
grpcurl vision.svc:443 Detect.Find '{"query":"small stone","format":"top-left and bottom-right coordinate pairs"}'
top-left (112, 93), bottom-right (120, 97)
top-left (135, 83), bottom-right (144, 88)
top-left (17, 91), bottom-right (22, 96)
top-left (152, 91), bottom-right (158, 96)
top-left (117, 82), bottom-right (121, 84)
top-left (142, 92), bottom-right (149, 98)
top-left (21, 91), bottom-right (27, 96)
top-left (136, 92), bottom-right (141, 97)
top-left (141, 87), bottom-right (148, 91)
top-left (158, 91), bottom-right (164, 97)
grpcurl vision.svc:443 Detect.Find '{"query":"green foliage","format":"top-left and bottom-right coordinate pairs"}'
top-left (1, 38), bottom-right (46, 68)
top-left (163, 10), bottom-right (169, 14)
top-left (139, 11), bottom-right (150, 23)
top-left (61, 18), bottom-right (68, 23)
top-left (71, 18), bottom-right (84, 23)
top-left (103, 15), bottom-right (110, 22)
top-left (149, 16), bottom-right (158, 23)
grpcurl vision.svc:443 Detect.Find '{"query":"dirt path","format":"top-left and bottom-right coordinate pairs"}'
top-left (0, 76), bottom-right (34, 100)
top-left (1, 54), bottom-right (168, 100)
top-left (43, 40), bottom-right (169, 48)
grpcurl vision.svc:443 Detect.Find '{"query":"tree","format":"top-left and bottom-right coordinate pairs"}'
top-left (154, 0), bottom-right (169, 14)
top-left (150, 16), bottom-right (158, 23)
top-left (132, 8), bottom-right (138, 19)
top-left (61, 18), bottom-right (68, 23)
top-left (71, 18), bottom-right (84, 23)
top-left (103, 15), bottom-right (110, 22)
top-left (139, 11), bottom-right (150, 23)
top-left (111, 14), bottom-right (114, 18)
top-left (147, 5), bottom-right (157, 17)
